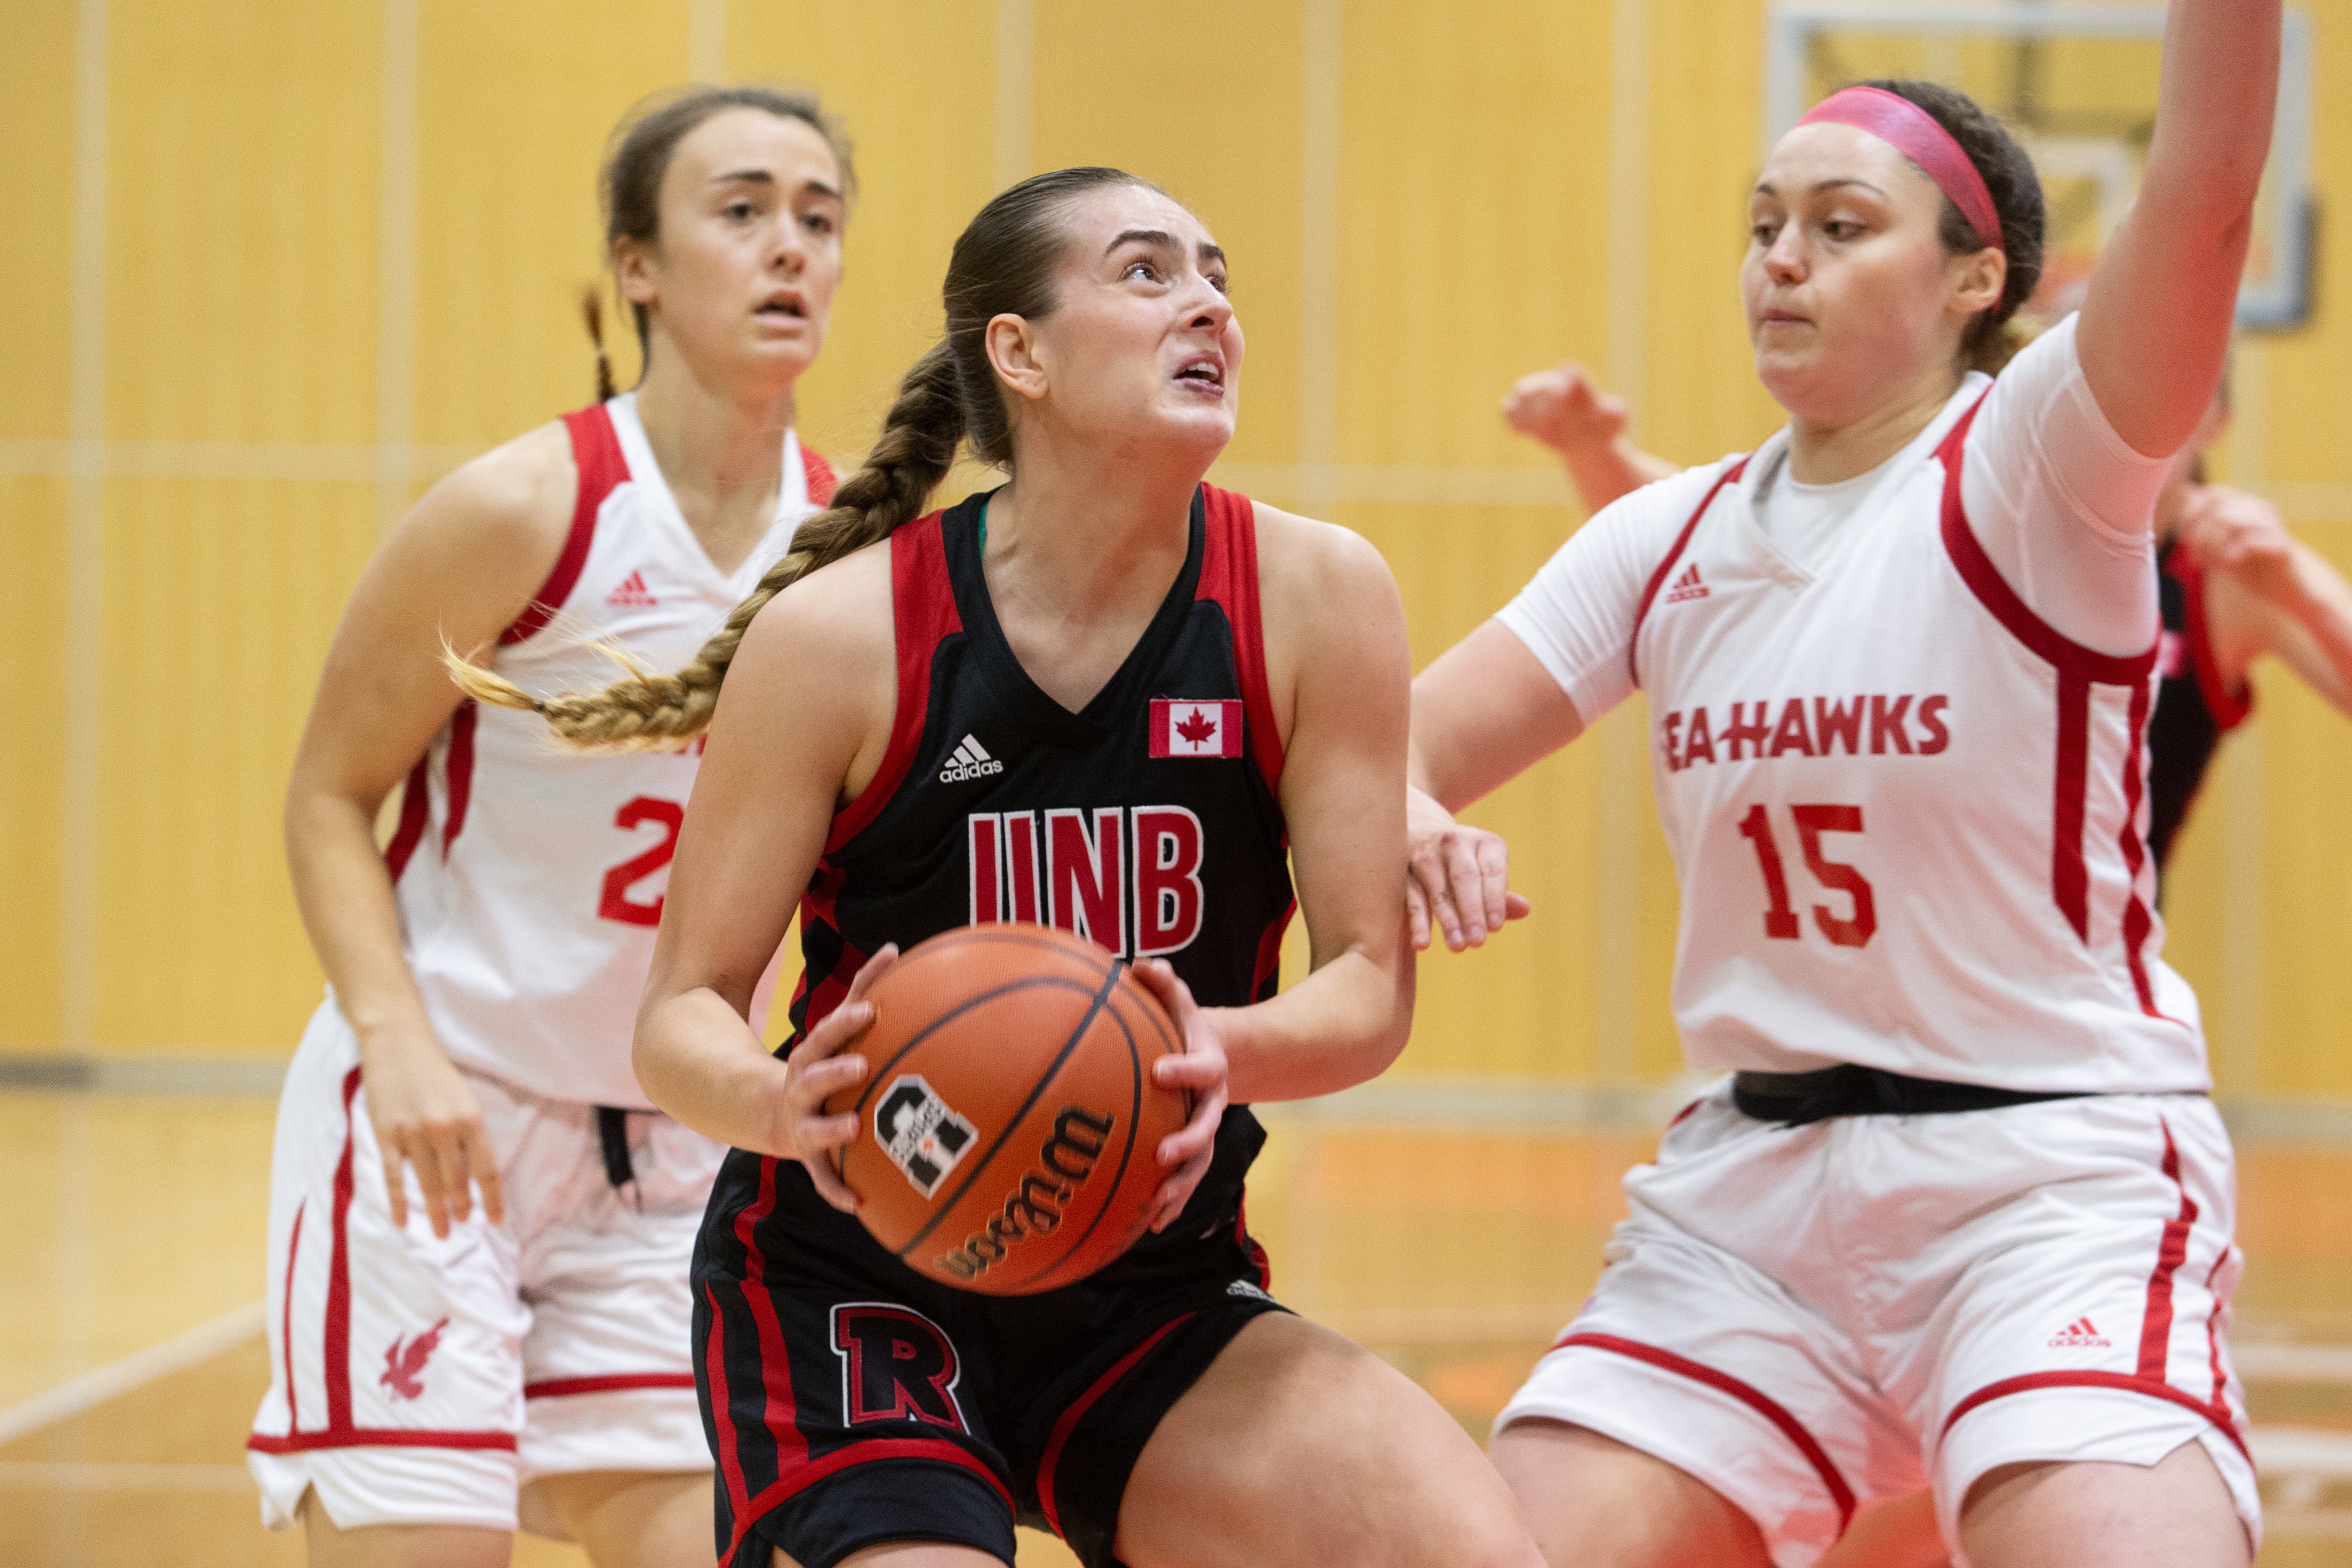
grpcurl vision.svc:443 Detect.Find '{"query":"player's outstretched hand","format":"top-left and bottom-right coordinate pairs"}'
top-left (1129, 958), bottom-right (1229, 1234)
top-left (1501, 361), bottom-right (1629, 457)
top-left (359, 1025), bottom-right (505, 1240)
top-left (1406, 784), bottom-right (1530, 952)
top-left (2179, 484), bottom-right (2304, 609)
top-left (775, 943), bottom-right (900, 1213)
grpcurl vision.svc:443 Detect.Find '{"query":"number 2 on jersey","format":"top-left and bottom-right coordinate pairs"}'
top-left (1736, 803), bottom-right (1875, 948)
top-left (599, 796), bottom-right (684, 927)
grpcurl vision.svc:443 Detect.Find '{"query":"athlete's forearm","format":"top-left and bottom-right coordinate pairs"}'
top-left (634, 988), bottom-right (794, 1152)
top-left (1214, 943), bottom-right (1411, 1104)
top-left (1561, 439), bottom-right (1676, 516)
top-left (2281, 543), bottom-right (2352, 712)
top-left (284, 785), bottom-right (438, 1052)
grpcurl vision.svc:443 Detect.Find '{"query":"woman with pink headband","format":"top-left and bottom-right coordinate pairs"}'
top-left (1405, 1), bottom-right (2279, 1563)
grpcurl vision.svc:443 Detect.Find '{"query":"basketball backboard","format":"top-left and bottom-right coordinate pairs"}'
top-left (1763, 2), bottom-right (2316, 330)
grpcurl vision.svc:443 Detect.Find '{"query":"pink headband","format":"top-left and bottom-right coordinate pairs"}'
top-left (1797, 86), bottom-right (2004, 254)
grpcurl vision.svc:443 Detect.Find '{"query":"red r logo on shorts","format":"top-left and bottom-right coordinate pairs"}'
top-left (831, 1304), bottom-right (969, 1430)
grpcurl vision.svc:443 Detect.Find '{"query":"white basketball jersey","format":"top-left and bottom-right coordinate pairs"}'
top-left (380, 394), bottom-right (837, 1108)
top-left (1631, 389), bottom-right (2206, 1094)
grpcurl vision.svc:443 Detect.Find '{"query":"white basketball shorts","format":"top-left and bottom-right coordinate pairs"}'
top-left (1496, 1083), bottom-right (2257, 1567)
top-left (246, 999), bottom-right (721, 1533)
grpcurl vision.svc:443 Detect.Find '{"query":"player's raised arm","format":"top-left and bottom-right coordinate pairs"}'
top-left (2076, 0), bottom-right (2280, 460)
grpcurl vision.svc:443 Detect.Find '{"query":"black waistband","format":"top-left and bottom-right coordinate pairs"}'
top-left (1731, 1065), bottom-right (2092, 1126)
top-left (595, 1105), bottom-right (635, 1188)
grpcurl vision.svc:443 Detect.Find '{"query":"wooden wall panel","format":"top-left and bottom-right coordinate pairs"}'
top-left (0, 482), bottom-right (72, 1051)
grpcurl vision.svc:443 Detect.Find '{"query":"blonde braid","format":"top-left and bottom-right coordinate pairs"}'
top-left (448, 342), bottom-right (966, 749)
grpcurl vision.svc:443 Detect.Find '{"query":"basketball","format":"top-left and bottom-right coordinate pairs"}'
top-left (823, 923), bottom-right (1192, 1295)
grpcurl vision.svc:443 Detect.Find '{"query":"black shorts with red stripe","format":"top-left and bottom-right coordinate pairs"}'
top-left (695, 1128), bottom-right (1282, 1568)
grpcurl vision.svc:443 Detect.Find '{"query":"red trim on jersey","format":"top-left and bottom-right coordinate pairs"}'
top-left (707, 1281), bottom-right (753, 1551)
top-left (246, 1427), bottom-right (517, 1454)
top-left (281, 1199), bottom-right (306, 1430)
top-left (503, 407), bottom-right (622, 646)
top-left (440, 702), bottom-right (479, 858)
top-left (803, 446), bottom-right (839, 509)
top-left (1935, 398), bottom-right (2158, 687)
top-left (825, 514), bottom-right (964, 854)
top-left (1251, 897), bottom-right (1295, 1002)
top-left (1554, 1331), bottom-right (1856, 1535)
top-left (1942, 1124), bottom-right (2245, 1462)
top-left (1940, 1372), bottom-right (2247, 1462)
top-left (2202, 1252), bottom-right (2231, 1410)
top-left (1197, 485), bottom-right (1285, 792)
top-left (1237, 1199), bottom-right (1271, 1289)
top-left (2051, 672), bottom-right (2093, 939)
top-left (2137, 1121), bottom-right (2199, 1380)
top-left (524, 1372), bottom-right (697, 1399)
top-left (1936, 396), bottom-right (2159, 951)
top-left (2117, 677), bottom-right (2167, 1017)
top-left (249, 1067), bottom-right (514, 1457)
top-left (1036, 1312), bottom-right (1197, 1537)
top-left (384, 757), bottom-right (432, 881)
top-left (2167, 548), bottom-right (2253, 731)
top-left (717, 1160), bottom-right (1016, 1563)
top-left (324, 1067), bottom-right (363, 1434)
top-left (1629, 459), bottom-right (1749, 689)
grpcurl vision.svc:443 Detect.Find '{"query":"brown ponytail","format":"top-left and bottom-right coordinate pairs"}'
top-left (450, 343), bottom-right (964, 747)
top-left (451, 165), bottom-right (1159, 749)
top-left (582, 287), bottom-right (616, 403)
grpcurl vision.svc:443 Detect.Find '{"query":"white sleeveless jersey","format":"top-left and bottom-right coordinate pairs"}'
top-left (1511, 373), bottom-right (2204, 1094)
top-left (381, 393), bottom-right (838, 1108)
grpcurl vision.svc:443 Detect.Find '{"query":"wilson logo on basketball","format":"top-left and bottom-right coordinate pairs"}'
top-left (937, 1107), bottom-right (1115, 1284)
top-left (875, 1076), bottom-right (978, 1197)
top-left (967, 806), bottom-right (1205, 959)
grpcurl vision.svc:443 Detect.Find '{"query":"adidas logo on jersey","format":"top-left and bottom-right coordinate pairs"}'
top-left (939, 734), bottom-right (1004, 783)
top-left (1665, 563), bottom-right (1709, 603)
top-left (2048, 1316), bottom-right (2111, 1349)
top-left (606, 569), bottom-right (657, 608)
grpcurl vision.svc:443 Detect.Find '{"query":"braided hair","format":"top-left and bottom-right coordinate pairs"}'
top-left (450, 167), bottom-right (1163, 748)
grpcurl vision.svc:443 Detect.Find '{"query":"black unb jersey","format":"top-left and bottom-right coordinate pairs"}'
top-left (2148, 541), bottom-right (2252, 883)
top-left (760, 481), bottom-right (1294, 1270)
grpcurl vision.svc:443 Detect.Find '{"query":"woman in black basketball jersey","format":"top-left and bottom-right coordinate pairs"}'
top-left (459, 168), bottom-right (1542, 1568)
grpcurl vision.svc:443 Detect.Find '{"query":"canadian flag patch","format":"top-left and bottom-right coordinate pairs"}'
top-left (1150, 699), bottom-right (1244, 758)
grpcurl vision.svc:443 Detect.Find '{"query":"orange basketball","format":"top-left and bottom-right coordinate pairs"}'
top-left (822, 923), bottom-right (1190, 1295)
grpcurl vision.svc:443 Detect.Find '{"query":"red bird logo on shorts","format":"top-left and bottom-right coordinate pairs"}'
top-left (380, 1318), bottom-right (450, 1402)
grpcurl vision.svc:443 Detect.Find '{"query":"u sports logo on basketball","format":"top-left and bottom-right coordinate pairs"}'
top-left (830, 1303), bottom-right (969, 1430)
top-left (875, 1075), bottom-right (978, 1197)
top-left (967, 805), bottom-right (1207, 959)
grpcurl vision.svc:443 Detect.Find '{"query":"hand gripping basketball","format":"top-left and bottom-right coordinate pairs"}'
top-left (1124, 958), bottom-right (1231, 1234)
top-left (778, 943), bottom-right (903, 1213)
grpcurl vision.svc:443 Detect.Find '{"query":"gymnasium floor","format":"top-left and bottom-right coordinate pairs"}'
top-left (3, 1091), bottom-right (2348, 1566)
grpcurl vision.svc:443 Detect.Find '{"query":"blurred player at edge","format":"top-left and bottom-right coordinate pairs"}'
top-left (245, 87), bottom-right (847, 1567)
top-left (1504, 359), bottom-right (2352, 891)
top-left (1409, 0), bottom-right (2279, 1561)
top-left (455, 167), bottom-right (1545, 1568)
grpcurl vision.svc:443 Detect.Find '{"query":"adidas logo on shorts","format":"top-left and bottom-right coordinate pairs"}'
top-left (939, 734), bottom-right (1004, 783)
top-left (2047, 1316), bottom-right (2111, 1349)
top-left (1227, 1279), bottom-right (1274, 1303)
